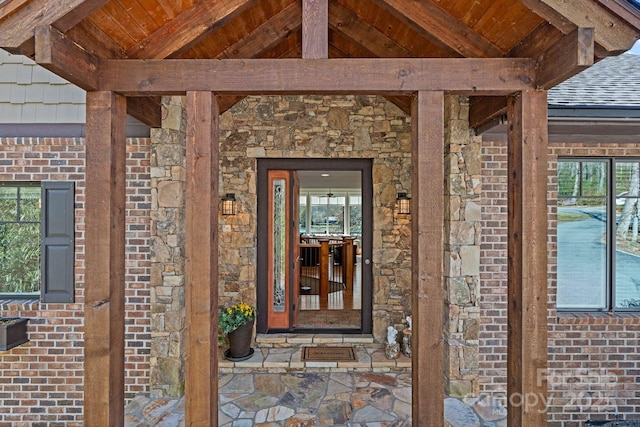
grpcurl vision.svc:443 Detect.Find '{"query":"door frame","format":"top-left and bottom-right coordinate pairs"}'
top-left (256, 158), bottom-right (373, 334)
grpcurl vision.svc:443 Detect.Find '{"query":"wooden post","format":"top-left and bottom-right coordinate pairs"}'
top-left (411, 90), bottom-right (445, 426)
top-left (184, 91), bottom-right (219, 426)
top-left (302, 0), bottom-right (328, 59)
top-left (84, 91), bottom-right (126, 426)
top-left (506, 89), bottom-right (548, 426)
top-left (319, 238), bottom-right (330, 307)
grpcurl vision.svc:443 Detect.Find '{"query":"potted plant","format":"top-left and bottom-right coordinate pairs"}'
top-left (218, 302), bottom-right (256, 361)
top-left (0, 317), bottom-right (29, 351)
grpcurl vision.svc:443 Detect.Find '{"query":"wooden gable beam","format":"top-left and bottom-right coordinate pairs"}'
top-left (35, 25), bottom-right (100, 91)
top-left (34, 24), bottom-right (161, 127)
top-left (217, 2), bottom-right (301, 59)
top-left (98, 57), bottom-right (535, 95)
top-left (302, 0), bottom-right (328, 59)
top-left (372, 0), bottom-right (503, 58)
top-left (470, 26), bottom-right (594, 130)
top-left (521, 0), bottom-right (639, 53)
top-left (0, 0), bottom-right (109, 55)
top-left (126, 0), bottom-right (257, 59)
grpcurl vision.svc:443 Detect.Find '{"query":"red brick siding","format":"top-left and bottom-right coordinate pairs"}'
top-left (481, 140), bottom-right (640, 425)
top-left (0, 137), bottom-right (151, 425)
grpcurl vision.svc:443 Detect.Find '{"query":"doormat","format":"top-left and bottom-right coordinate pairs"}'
top-left (301, 346), bottom-right (357, 362)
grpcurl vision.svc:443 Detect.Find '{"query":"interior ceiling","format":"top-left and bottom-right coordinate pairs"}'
top-left (1, 0), bottom-right (639, 130)
top-left (298, 170), bottom-right (361, 190)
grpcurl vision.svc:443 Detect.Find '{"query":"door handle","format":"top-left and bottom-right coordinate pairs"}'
top-left (364, 258), bottom-right (371, 265)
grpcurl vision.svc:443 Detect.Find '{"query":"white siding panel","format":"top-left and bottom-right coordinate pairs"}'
top-left (19, 103), bottom-right (37, 122)
top-left (35, 104), bottom-right (58, 122)
top-left (0, 104), bottom-right (22, 122)
top-left (10, 84), bottom-right (26, 103)
top-left (0, 63), bottom-right (18, 83)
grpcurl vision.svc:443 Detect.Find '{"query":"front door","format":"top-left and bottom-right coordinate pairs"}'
top-left (256, 159), bottom-right (373, 334)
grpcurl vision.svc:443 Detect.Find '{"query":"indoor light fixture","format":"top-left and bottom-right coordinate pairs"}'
top-left (221, 193), bottom-right (237, 216)
top-left (396, 192), bottom-right (411, 215)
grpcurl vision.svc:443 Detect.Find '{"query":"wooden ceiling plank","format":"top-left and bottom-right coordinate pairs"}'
top-left (372, 0), bottom-right (503, 57)
top-left (329, 1), bottom-right (412, 58)
top-left (100, 0), bottom-right (149, 44)
top-left (34, 25), bottom-right (100, 91)
top-left (126, 0), bottom-right (257, 59)
top-left (98, 57), bottom-right (536, 95)
top-left (64, 17), bottom-right (127, 58)
top-left (522, 0), bottom-right (638, 52)
top-left (217, 2), bottom-right (301, 59)
top-left (337, 0), bottom-right (456, 58)
top-left (88, 7), bottom-right (137, 49)
top-left (536, 27), bottom-right (594, 89)
top-left (302, 0), bottom-right (328, 59)
top-left (0, 0), bottom-right (110, 55)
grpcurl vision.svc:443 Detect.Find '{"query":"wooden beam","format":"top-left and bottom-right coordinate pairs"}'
top-left (84, 91), bottom-right (127, 427)
top-left (329, 1), bottom-right (412, 58)
top-left (536, 27), bottom-right (594, 89)
top-left (34, 25), bottom-right (99, 91)
top-left (470, 26), bottom-right (593, 130)
top-left (127, 96), bottom-right (162, 128)
top-left (411, 90), bottom-right (445, 426)
top-left (302, 0), bottom-right (328, 58)
top-left (0, 0), bottom-right (109, 55)
top-left (33, 24), bottom-right (161, 127)
top-left (506, 89), bottom-right (548, 427)
top-left (126, 0), bottom-right (257, 59)
top-left (522, 0), bottom-right (639, 53)
top-left (373, 0), bottom-right (503, 57)
top-left (185, 91), bottom-right (219, 427)
top-left (99, 57), bottom-right (536, 95)
top-left (217, 2), bottom-right (301, 59)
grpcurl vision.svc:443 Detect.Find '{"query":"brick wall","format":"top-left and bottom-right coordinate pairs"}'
top-left (0, 137), bottom-right (151, 425)
top-left (480, 140), bottom-right (640, 425)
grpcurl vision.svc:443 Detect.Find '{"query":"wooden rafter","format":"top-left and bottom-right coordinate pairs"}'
top-left (217, 2), bottom-right (301, 59)
top-left (521, 0), bottom-right (638, 53)
top-left (34, 24), bottom-right (161, 127)
top-left (126, 0), bottom-right (257, 59)
top-left (329, 1), bottom-right (413, 58)
top-left (98, 57), bottom-right (536, 95)
top-left (372, 0), bottom-right (503, 57)
top-left (0, 0), bottom-right (109, 55)
top-left (470, 26), bottom-right (594, 130)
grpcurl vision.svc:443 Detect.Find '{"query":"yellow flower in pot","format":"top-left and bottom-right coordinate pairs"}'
top-left (218, 302), bottom-right (256, 361)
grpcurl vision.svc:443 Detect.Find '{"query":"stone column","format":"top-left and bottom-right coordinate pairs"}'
top-left (149, 96), bottom-right (187, 397)
top-left (444, 96), bottom-right (481, 397)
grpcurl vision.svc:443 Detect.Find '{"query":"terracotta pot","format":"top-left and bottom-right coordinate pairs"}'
top-left (227, 319), bottom-right (254, 358)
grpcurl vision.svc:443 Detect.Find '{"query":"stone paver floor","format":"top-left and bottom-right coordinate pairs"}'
top-left (125, 372), bottom-right (508, 426)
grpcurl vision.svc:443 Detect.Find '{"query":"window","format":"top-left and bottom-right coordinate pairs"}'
top-left (557, 159), bottom-right (640, 311)
top-left (0, 182), bottom-right (75, 302)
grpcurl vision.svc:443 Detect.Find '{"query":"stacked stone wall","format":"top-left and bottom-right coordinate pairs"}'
top-left (217, 95), bottom-right (414, 342)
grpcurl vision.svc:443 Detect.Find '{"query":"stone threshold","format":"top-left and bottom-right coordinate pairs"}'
top-left (218, 333), bottom-right (412, 373)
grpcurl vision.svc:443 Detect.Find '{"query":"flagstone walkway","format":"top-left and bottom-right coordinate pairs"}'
top-left (125, 371), bottom-right (508, 426)
top-left (125, 335), bottom-right (507, 426)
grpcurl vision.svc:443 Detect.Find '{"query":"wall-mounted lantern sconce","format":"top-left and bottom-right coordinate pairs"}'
top-left (221, 193), bottom-right (237, 216)
top-left (396, 192), bottom-right (411, 215)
